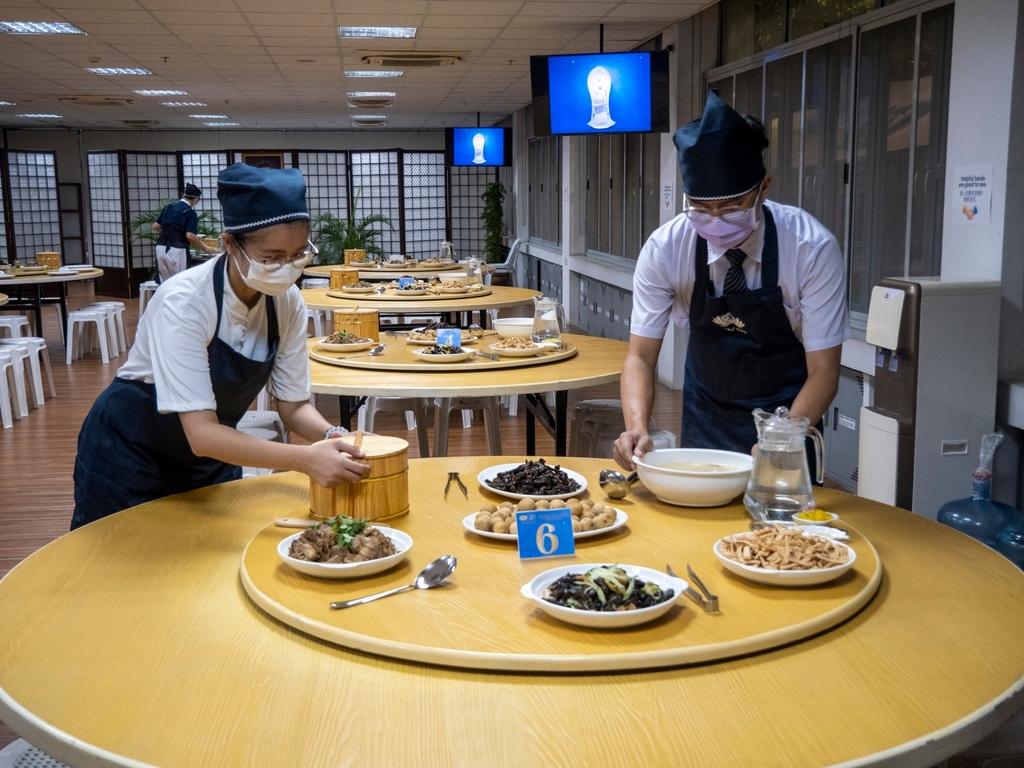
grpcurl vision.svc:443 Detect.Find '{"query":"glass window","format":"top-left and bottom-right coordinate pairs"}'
top-left (528, 136), bottom-right (561, 244)
top-left (734, 67), bottom-right (763, 118)
top-left (764, 52), bottom-right (804, 207)
top-left (722, 0), bottom-right (787, 64)
top-left (790, 0), bottom-right (876, 41)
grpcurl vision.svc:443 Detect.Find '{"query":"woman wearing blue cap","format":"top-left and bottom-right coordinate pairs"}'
top-left (153, 182), bottom-right (216, 281)
top-left (614, 91), bottom-right (849, 470)
top-left (71, 163), bottom-right (368, 529)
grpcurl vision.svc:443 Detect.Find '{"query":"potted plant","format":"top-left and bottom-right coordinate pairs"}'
top-left (312, 190), bottom-right (394, 266)
top-left (480, 180), bottom-right (506, 264)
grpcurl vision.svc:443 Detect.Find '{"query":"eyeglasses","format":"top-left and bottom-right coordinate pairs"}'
top-left (682, 186), bottom-right (763, 223)
top-left (239, 239), bottom-right (318, 272)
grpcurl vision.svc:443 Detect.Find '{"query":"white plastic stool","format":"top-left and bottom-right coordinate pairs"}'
top-left (0, 738), bottom-right (69, 768)
top-left (81, 303), bottom-right (121, 356)
top-left (1, 337), bottom-right (54, 405)
top-left (307, 308), bottom-right (328, 337)
top-left (433, 396), bottom-right (502, 457)
top-left (365, 396), bottom-right (431, 457)
top-left (239, 425), bottom-right (280, 478)
top-left (0, 315), bottom-right (30, 338)
top-left (86, 301), bottom-right (128, 351)
top-left (139, 280), bottom-right (158, 316)
top-left (0, 352), bottom-right (16, 428)
top-left (66, 310), bottom-right (110, 364)
top-left (238, 410), bottom-right (288, 443)
top-left (0, 347), bottom-right (29, 419)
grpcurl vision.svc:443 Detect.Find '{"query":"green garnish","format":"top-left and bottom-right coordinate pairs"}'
top-left (325, 515), bottom-right (368, 549)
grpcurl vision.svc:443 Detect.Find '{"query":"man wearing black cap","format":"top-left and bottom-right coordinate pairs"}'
top-left (152, 182), bottom-right (216, 282)
top-left (614, 91), bottom-right (848, 469)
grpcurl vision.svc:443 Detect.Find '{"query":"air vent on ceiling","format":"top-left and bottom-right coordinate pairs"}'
top-left (347, 97), bottom-right (394, 109)
top-left (358, 50), bottom-right (467, 68)
top-left (121, 119), bottom-right (159, 128)
top-left (58, 95), bottom-right (135, 105)
top-left (351, 117), bottom-right (387, 127)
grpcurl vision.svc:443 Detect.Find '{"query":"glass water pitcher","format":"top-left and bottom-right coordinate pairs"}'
top-left (744, 407), bottom-right (824, 521)
top-left (531, 296), bottom-right (565, 343)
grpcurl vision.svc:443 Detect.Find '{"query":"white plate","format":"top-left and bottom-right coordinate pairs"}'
top-left (462, 507), bottom-right (628, 541)
top-left (477, 462), bottom-right (588, 500)
top-left (316, 338), bottom-right (376, 353)
top-left (276, 527), bottom-right (412, 579)
top-left (520, 564), bottom-right (686, 629)
top-left (0, 273), bottom-right (12, 279)
top-left (66, 264), bottom-right (97, 271)
top-left (488, 342), bottom-right (544, 358)
top-left (436, 286), bottom-right (470, 294)
top-left (393, 287), bottom-right (431, 295)
top-left (411, 347), bottom-right (474, 363)
top-left (341, 285), bottom-right (376, 294)
top-left (712, 534), bottom-right (856, 586)
top-left (47, 269), bottom-right (75, 276)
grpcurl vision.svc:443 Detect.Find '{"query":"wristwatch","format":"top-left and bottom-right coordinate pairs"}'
top-left (324, 426), bottom-right (348, 440)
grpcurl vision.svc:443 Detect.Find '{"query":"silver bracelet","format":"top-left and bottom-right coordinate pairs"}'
top-left (323, 426), bottom-right (348, 440)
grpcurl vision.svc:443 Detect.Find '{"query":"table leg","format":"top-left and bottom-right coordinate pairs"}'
top-left (31, 285), bottom-right (44, 338)
top-left (523, 392), bottom-right (568, 456)
top-left (338, 396), bottom-right (366, 431)
top-left (57, 283), bottom-right (69, 345)
top-left (555, 390), bottom-right (567, 456)
top-left (526, 402), bottom-right (536, 455)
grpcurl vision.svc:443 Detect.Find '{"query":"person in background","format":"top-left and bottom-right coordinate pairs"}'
top-left (72, 163), bottom-right (368, 529)
top-left (153, 182), bottom-right (216, 281)
top-left (614, 90), bottom-right (849, 471)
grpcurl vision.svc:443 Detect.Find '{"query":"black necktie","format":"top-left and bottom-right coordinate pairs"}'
top-left (722, 248), bottom-right (748, 295)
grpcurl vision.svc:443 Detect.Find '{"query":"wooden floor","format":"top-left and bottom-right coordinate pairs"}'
top-left (0, 291), bottom-right (684, 751)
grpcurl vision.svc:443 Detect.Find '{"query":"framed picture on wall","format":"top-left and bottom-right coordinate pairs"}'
top-left (240, 152), bottom-right (286, 170)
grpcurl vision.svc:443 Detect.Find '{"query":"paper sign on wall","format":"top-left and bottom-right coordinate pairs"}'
top-left (663, 184), bottom-right (674, 212)
top-left (953, 165), bottom-right (993, 225)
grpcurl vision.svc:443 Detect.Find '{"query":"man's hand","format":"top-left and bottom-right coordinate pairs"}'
top-left (306, 439), bottom-right (370, 486)
top-left (614, 430), bottom-right (653, 471)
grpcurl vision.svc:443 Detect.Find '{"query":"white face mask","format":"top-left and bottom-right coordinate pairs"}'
top-left (687, 191), bottom-right (763, 250)
top-left (235, 244), bottom-right (312, 296)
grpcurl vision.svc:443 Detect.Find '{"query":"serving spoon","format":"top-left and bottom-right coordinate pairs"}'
top-left (598, 469), bottom-right (638, 499)
top-left (341, 343), bottom-right (386, 360)
top-left (330, 555), bottom-right (457, 609)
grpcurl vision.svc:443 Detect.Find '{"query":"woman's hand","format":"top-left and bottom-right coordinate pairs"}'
top-left (613, 430), bottom-right (653, 471)
top-left (306, 439), bottom-right (370, 486)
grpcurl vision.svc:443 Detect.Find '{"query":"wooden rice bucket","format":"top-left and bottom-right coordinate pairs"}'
top-left (343, 249), bottom-right (367, 264)
top-left (309, 434), bottom-right (409, 522)
top-left (36, 252), bottom-right (61, 270)
top-left (333, 308), bottom-right (379, 341)
top-left (329, 266), bottom-right (359, 289)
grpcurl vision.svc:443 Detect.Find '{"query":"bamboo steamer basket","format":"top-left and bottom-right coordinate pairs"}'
top-left (343, 249), bottom-right (367, 264)
top-left (309, 434), bottom-right (409, 522)
top-left (329, 266), bottom-right (359, 289)
top-left (36, 252), bottom-right (61, 270)
top-left (333, 307), bottom-right (379, 341)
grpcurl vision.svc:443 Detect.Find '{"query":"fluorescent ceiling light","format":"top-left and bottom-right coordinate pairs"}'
top-left (0, 21), bottom-right (85, 34)
top-left (339, 26), bottom-right (416, 38)
top-left (87, 67), bottom-right (152, 75)
top-left (189, 114), bottom-right (227, 119)
top-left (17, 113), bottom-right (61, 118)
top-left (135, 90), bottom-right (188, 96)
top-left (161, 101), bottom-right (205, 107)
top-left (344, 70), bottom-right (402, 78)
top-left (0, 101), bottom-right (14, 106)
top-left (347, 91), bottom-right (396, 98)
top-left (205, 122), bottom-right (239, 126)
top-left (351, 114), bottom-right (388, 120)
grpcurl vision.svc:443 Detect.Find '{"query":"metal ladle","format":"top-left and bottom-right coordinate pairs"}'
top-left (598, 469), bottom-right (638, 499)
top-left (329, 555), bottom-right (457, 609)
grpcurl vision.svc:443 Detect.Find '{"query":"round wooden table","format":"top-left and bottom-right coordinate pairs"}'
top-left (309, 333), bottom-right (627, 454)
top-left (1, 459), bottom-right (1023, 768)
top-left (0, 268), bottom-right (104, 337)
top-left (303, 263), bottom-right (490, 282)
top-left (0, 293), bottom-right (7, 307)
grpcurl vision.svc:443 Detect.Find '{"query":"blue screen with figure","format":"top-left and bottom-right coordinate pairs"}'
top-left (448, 127), bottom-right (509, 167)
top-left (548, 52), bottom-right (651, 134)
top-left (530, 51), bottom-right (669, 136)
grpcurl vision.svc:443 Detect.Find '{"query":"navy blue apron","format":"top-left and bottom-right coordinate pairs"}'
top-left (681, 206), bottom-right (809, 455)
top-left (71, 255), bottom-right (279, 529)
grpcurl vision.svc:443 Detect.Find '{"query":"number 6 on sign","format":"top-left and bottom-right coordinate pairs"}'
top-left (517, 508), bottom-right (575, 559)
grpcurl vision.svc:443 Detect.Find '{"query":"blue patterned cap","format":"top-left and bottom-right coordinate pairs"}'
top-left (673, 90), bottom-right (767, 201)
top-left (217, 162), bottom-right (309, 233)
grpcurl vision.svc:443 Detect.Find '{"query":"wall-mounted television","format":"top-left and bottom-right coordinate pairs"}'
top-left (530, 50), bottom-right (670, 136)
top-left (445, 127), bottom-right (512, 167)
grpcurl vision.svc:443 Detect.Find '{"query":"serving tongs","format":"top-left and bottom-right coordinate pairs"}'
top-left (445, 471), bottom-right (468, 498)
top-left (666, 563), bottom-right (720, 613)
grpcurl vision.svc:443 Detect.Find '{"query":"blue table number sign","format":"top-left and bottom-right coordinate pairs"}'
top-left (516, 508), bottom-right (576, 559)
top-left (398, 276), bottom-right (415, 288)
top-left (436, 328), bottom-right (462, 348)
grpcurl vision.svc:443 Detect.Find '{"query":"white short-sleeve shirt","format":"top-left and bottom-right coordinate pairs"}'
top-left (117, 257), bottom-right (311, 413)
top-left (630, 200), bottom-right (850, 353)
